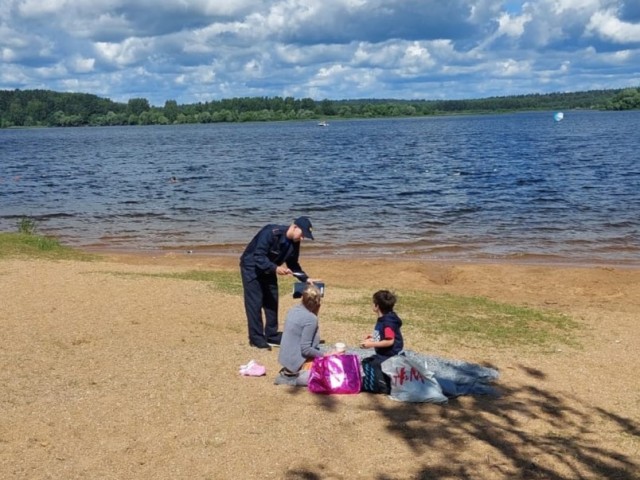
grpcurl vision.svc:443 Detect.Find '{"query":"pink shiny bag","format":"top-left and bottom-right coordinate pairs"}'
top-left (308, 354), bottom-right (361, 395)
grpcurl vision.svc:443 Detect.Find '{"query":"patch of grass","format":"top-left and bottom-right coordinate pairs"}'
top-left (109, 269), bottom-right (244, 295)
top-left (0, 232), bottom-right (96, 261)
top-left (338, 290), bottom-right (580, 348)
top-left (164, 270), bottom-right (243, 295)
top-left (17, 217), bottom-right (38, 235)
top-left (92, 269), bottom-right (580, 349)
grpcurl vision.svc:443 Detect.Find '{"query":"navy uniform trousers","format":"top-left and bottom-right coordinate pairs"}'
top-left (241, 269), bottom-right (280, 343)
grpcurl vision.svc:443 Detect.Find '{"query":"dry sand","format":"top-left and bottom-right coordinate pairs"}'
top-left (1, 253), bottom-right (639, 479)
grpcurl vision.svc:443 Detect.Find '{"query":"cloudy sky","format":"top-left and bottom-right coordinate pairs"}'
top-left (1, 0), bottom-right (639, 106)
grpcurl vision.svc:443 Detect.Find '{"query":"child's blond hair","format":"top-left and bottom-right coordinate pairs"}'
top-left (302, 284), bottom-right (322, 313)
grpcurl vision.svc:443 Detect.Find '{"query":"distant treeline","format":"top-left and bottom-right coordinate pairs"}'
top-left (1, 87), bottom-right (639, 128)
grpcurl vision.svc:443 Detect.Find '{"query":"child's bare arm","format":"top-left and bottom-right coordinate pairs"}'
top-left (361, 337), bottom-right (394, 349)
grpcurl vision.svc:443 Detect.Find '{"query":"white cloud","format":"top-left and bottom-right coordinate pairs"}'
top-left (243, 58), bottom-right (264, 77)
top-left (397, 42), bottom-right (436, 75)
top-left (0, 24), bottom-right (29, 49)
top-left (587, 8), bottom-right (640, 43)
top-left (71, 12), bottom-right (133, 40)
top-left (59, 76), bottom-right (103, 92)
top-left (0, 0), bottom-right (638, 103)
top-left (273, 43), bottom-right (335, 65)
top-left (609, 49), bottom-right (632, 62)
top-left (351, 40), bottom-right (440, 74)
top-left (191, 67), bottom-right (216, 84)
top-left (94, 37), bottom-right (155, 67)
top-left (2, 47), bottom-right (16, 61)
top-left (70, 56), bottom-right (95, 73)
top-left (497, 58), bottom-right (532, 76)
top-left (15, 0), bottom-right (255, 19)
top-left (551, 0), bottom-right (609, 15)
top-left (35, 62), bottom-right (68, 78)
top-left (16, 0), bottom-right (72, 17)
top-left (497, 11), bottom-right (532, 37)
top-left (312, 64), bottom-right (349, 86)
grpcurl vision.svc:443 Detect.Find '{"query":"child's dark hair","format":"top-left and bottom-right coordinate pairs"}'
top-left (373, 290), bottom-right (396, 314)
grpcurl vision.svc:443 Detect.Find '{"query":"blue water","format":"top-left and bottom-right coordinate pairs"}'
top-left (1, 111), bottom-right (639, 264)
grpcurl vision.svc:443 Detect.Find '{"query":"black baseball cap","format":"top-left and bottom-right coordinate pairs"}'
top-left (294, 216), bottom-right (314, 240)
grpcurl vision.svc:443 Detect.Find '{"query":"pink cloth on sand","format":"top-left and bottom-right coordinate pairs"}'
top-left (239, 360), bottom-right (266, 377)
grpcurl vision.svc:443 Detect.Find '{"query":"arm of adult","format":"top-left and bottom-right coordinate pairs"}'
top-left (252, 228), bottom-right (290, 275)
top-left (285, 244), bottom-right (307, 281)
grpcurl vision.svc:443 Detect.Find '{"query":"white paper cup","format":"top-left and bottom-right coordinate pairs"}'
top-left (335, 342), bottom-right (346, 353)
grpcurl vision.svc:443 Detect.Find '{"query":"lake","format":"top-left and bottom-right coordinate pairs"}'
top-left (1, 110), bottom-right (639, 265)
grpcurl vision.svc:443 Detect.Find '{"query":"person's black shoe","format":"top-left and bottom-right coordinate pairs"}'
top-left (267, 332), bottom-right (282, 348)
top-left (249, 340), bottom-right (272, 350)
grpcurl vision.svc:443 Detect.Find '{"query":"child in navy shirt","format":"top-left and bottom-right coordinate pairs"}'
top-left (361, 290), bottom-right (404, 359)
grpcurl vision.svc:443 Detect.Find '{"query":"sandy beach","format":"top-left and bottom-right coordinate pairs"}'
top-left (1, 252), bottom-right (639, 479)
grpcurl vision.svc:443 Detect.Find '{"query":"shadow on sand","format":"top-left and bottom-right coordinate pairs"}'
top-left (282, 363), bottom-right (638, 479)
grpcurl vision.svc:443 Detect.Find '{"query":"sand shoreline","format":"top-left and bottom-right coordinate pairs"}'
top-left (1, 253), bottom-right (639, 479)
top-left (83, 244), bottom-right (640, 270)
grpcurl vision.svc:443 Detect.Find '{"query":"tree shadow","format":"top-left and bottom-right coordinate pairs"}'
top-left (517, 364), bottom-right (547, 380)
top-left (283, 363), bottom-right (638, 479)
top-left (284, 470), bottom-right (322, 480)
top-left (370, 382), bottom-right (638, 479)
top-left (277, 384), bottom-right (342, 412)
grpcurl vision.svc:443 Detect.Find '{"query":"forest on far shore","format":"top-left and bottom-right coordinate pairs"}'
top-left (1, 86), bottom-right (639, 128)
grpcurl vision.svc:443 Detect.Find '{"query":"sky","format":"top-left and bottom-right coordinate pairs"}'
top-left (1, 0), bottom-right (639, 106)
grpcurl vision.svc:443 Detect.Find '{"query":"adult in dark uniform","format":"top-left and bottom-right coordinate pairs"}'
top-left (240, 216), bottom-right (316, 350)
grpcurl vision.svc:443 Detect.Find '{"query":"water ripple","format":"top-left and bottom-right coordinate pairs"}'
top-left (1, 111), bottom-right (639, 265)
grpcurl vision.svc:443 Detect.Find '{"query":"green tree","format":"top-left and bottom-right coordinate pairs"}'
top-left (127, 98), bottom-right (150, 116)
top-left (300, 98), bottom-right (316, 111)
top-left (1, 87), bottom-right (638, 129)
top-left (26, 99), bottom-right (47, 124)
top-left (8, 100), bottom-right (25, 125)
top-left (138, 110), bottom-right (153, 125)
top-left (319, 99), bottom-right (336, 116)
top-left (199, 111), bottom-right (212, 123)
top-left (164, 99), bottom-right (179, 123)
top-left (608, 88), bottom-right (640, 110)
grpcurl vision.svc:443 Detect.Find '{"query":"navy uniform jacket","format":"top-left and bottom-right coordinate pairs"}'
top-left (240, 224), bottom-right (309, 282)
